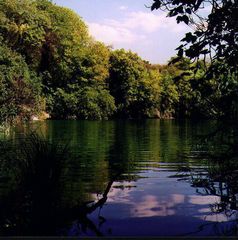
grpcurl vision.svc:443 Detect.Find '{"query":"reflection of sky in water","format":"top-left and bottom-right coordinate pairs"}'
top-left (5, 120), bottom-right (236, 237)
top-left (84, 169), bottom-right (237, 236)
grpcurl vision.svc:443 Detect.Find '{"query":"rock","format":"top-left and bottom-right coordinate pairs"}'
top-left (31, 112), bottom-right (50, 121)
top-left (31, 116), bottom-right (39, 121)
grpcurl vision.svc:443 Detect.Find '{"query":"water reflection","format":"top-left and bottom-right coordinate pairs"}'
top-left (0, 120), bottom-right (237, 236)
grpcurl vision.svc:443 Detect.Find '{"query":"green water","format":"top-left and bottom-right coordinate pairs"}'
top-left (0, 120), bottom-right (237, 236)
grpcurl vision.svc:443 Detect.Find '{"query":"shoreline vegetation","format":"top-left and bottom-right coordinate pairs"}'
top-left (0, 0), bottom-right (237, 126)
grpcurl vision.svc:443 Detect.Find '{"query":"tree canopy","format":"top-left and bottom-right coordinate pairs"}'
top-left (151, 0), bottom-right (238, 119)
top-left (0, 42), bottom-right (42, 122)
top-left (0, 0), bottom-right (237, 123)
top-left (108, 49), bottom-right (161, 118)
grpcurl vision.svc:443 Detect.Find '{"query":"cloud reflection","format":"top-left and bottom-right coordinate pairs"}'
top-left (130, 194), bottom-right (186, 218)
top-left (106, 183), bottom-right (232, 224)
top-left (189, 195), bottom-right (220, 205)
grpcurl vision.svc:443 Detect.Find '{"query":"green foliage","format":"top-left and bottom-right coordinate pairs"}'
top-left (169, 58), bottom-right (197, 118)
top-left (157, 57), bottom-right (238, 119)
top-left (0, 131), bottom-right (71, 195)
top-left (51, 87), bottom-right (116, 120)
top-left (158, 58), bottom-right (197, 118)
top-left (159, 68), bottom-right (179, 118)
top-left (0, 0), bottom-right (115, 121)
top-left (35, 2), bottom-right (114, 120)
top-left (76, 87), bottom-right (116, 120)
top-left (151, 0), bottom-right (238, 119)
top-left (0, 0), bottom-right (236, 121)
top-left (0, 43), bottom-right (42, 123)
top-left (0, 0), bottom-right (51, 68)
top-left (108, 49), bottom-right (161, 118)
top-left (36, 0), bottom-right (90, 85)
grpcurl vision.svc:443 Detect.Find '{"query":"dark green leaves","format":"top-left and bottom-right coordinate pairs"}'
top-left (150, 0), bottom-right (238, 81)
top-left (151, 0), bottom-right (161, 11)
top-left (181, 32), bottom-right (197, 43)
top-left (176, 15), bottom-right (189, 24)
top-left (178, 48), bottom-right (184, 57)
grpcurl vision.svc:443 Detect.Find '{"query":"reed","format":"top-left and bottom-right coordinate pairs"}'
top-left (0, 132), bottom-right (71, 188)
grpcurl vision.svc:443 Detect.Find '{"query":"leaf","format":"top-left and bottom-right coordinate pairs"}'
top-left (173, 76), bottom-right (181, 83)
top-left (176, 5), bottom-right (184, 14)
top-left (168, 56), bottom-right (181, 65)
top-left (151, 1), bottom-right (161, 11)
top-left (176, 15), bottom-right (189, 25)
top-left (200, 49), bottom-right (210, 54)
top-left (185, 8), bottom-right (192, 14)
top-left (181, 32), bottom-right (197, 43)
top-left (182, 15), bottom-right (189, 25)
top-left (178, 48), bottom-right (184, 57)
top-left (180, 72), bottom-right (192, 77)
top-left (168, 10), bottom-right (178, 17)
top-left (194, 31), bottom-right (203, 37)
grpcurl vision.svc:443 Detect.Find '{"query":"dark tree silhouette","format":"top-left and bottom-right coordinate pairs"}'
top-left (151, 0), bottom-right (238, 76)
top-left (151, 0), bottom-right (238, 120)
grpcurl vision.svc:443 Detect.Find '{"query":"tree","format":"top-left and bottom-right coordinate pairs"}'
top-left (36, 1), bottom-right (115, 120)
top-left (0, 0), bottom-right (51, 68)
top-left (108, 49), bottom-right (161, 118)
top-left (0, 0), bottom-right (117, 120)
top-left (0, 43), bottom-right (42, 123)
top-left (151, 0), bottom-right (238, 75)
top-left (51, 87), bottom-right (116, 120)
top-left (35, 0), bottom-right (90, 88)
top-left (151, 0), bottom-right (238, 119)
top-left (48, 39), bottom-right (115, 119)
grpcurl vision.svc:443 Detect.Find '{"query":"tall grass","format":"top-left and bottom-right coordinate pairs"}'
top-left (0, 132), bottom-right (74, 235)
top-left (0, 132), bottom-right (71, 189)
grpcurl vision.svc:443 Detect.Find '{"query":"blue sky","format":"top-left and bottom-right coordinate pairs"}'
top-left (53, 0), bottom-right (191, 64)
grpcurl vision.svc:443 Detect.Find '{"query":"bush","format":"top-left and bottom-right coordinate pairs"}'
top-left (0, 43), bottom-right (43, 124)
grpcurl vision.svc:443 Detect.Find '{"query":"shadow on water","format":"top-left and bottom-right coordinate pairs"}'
top-left (0, 131), bottom-right (123, 236)
top-left (173, 120), bottom-right (238, 236)
top-left (0, 120), bottom-right (237, 236)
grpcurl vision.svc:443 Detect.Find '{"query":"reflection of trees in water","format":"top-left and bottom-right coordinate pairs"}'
top-left (62, 175), bottom-right (117, 237)
top-left (176, 121), bottom-right (238, 236)
top-left (0, 129), bottom-right (124, 236)
top-left (0, 149), bottom-right (119, 237)
top-left (1, 120), bottom-right (236, 236)
top-left (0, 178), bottom-right (116, 236)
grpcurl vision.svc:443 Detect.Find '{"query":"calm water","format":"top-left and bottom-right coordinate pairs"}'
top-left (0, 120), bottom-right (237, 237)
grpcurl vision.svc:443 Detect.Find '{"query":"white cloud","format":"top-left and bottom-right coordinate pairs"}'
top-left (88, 11), bottom-right (186, 46)
top-left (119, 5), bottom-right (128, 11)
top-left (88, 22), bottom-right (147, 45)
top-left (87, 10), bottom-right (188, 63)
top-left (124, 11), bottom-right (186, 33)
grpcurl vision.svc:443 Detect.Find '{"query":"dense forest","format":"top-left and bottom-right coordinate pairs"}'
top-left (0, 0), bottom-right (237, 123)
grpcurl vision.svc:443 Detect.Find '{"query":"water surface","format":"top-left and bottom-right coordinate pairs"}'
top-left (0, 120), bottom-right (237, 236)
